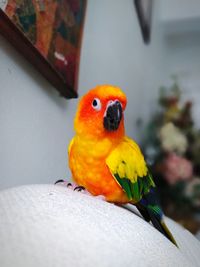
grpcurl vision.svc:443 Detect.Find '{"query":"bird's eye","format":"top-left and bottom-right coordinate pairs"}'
top-left (92, 98), bottom-right (101, 111)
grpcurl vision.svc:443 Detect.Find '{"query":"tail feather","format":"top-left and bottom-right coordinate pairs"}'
top-left (136, 188), bottom-right (178, 247)
top-left (160, 220), bottom-right (178, 247)
top-left (147, 209), bottom-right (178, 247)
top-left (136, 204), bottom-right (151, 222)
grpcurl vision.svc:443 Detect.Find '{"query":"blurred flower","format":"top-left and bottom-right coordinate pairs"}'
top-left (164, 100), bottom-right (180, 123)
top-left (142, 78), bottom-right (200, 226)
top-left (164, 153), bottom-right (193, 185)
top-left (176, 101), bottom-right (193, 128)
top-left (159, 122), bottom-right (188, 155)
top-left (145, 145), bottom-right (157, 166)
top-left (185, 177), bottom-right (200, 207)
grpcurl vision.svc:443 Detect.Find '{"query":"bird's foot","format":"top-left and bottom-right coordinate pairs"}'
top-left (54, 179), bottom-right (71, 186)
top-left (66, 183), bottom-right (90, 194)
top-left (55, 180), bottom-right (80, 190)
top-left (54, 180), bottom-right (92, 195)
top-left (54, 180), bottom-right (105, 200)
top-left (74, 185), bottom-right (85, 192)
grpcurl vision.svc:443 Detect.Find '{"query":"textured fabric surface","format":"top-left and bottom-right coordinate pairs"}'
top-left (0, 184), bottom-right (199, 267)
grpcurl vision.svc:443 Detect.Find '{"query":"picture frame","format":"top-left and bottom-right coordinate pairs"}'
top-left (134, 0), bottom-right (153, 44)
top-left (0, 0), bottom-right (87, 98)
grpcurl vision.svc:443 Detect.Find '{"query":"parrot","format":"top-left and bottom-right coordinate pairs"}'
top-left (66, 85), bottom-right (178, 246)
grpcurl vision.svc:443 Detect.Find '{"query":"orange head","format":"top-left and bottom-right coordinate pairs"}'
top-left (74, 85), bottom-right (127, 139)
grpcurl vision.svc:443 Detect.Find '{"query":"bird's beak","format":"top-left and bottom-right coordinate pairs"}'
top-left (103, 100), bottom-right (123, 131)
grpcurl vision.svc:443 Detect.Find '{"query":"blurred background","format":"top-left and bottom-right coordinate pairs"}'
top-left (0, 0), bottom-right (200, 237)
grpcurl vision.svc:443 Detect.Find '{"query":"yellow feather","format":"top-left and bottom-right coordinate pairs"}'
top-left (125, 162), bottom-right (133, 180)
top-left (117, 162), bottom-right (126, 178)
top-left (68, 137), bottom-right (75, 155)
top-left (106, 136), bottom-right (148, 183)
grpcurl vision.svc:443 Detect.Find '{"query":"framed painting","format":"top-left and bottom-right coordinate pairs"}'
top-left (0, 0), bottom-right (87, 98)
top-left (134, 0), bottom-right (153, 44)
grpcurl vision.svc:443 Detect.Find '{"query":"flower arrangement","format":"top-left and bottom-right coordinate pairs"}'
top-left (141, 78), bottom-right (200, 233)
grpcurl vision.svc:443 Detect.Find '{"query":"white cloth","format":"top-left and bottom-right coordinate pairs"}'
top-left (0, 184), bottom-right (199, 267)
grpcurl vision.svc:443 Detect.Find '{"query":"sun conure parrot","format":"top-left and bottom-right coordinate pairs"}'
top-left (68, 85), bottom-right (177, 246)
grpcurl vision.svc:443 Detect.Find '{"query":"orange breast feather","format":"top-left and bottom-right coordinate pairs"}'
top-left (69, 137), bottom-right (129, 203)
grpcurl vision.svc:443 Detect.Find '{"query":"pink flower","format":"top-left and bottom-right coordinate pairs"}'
top-left (163, 153), bottom-right (193, 185)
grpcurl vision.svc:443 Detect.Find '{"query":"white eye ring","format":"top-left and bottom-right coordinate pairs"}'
top-left (92, 98), bottom-right (102, 111)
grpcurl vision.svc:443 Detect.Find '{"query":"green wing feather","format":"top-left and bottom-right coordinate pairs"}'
top-left (106, 136), bottom-right (155, 202)
top-left (106, 136), bottom-right (178, 247)
top-left (114, 173), bottom-right (155, 202)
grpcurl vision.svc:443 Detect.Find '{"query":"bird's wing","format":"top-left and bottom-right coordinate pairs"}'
top-left (106, 136), bottom-right (155, 202)
top-left (106, 136), bottom-right (178, 246)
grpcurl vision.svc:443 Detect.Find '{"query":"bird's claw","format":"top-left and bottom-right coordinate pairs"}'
top-left (74, 186), bottom-right (85, 192)
top-left (54, 180), bottom-right (105, 200)
top-left (67, 183), bottom-right (92, 196)
top-left (55, 180), bottom-right (86, 192)
top-left (54, 180), bottom-right (76, 189)
top-left (66, 182), bottom-right (73, 188)
top-left (54, 179), bottom-right (66, 185)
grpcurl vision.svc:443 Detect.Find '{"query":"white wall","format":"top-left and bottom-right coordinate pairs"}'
top-left (160, 0), bottom-right (200, 22)
top-left (159, 0), bottom-right (200, 128)
top-left (0, 0), bottom-right (164, 189)
top-left (0, 36), bottom-right (77, 189)
top-left (160, 32), bottom-right (200, 128)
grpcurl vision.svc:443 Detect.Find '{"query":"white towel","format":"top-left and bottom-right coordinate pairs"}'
top-left (0, 184), bottom-right (199, 267)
